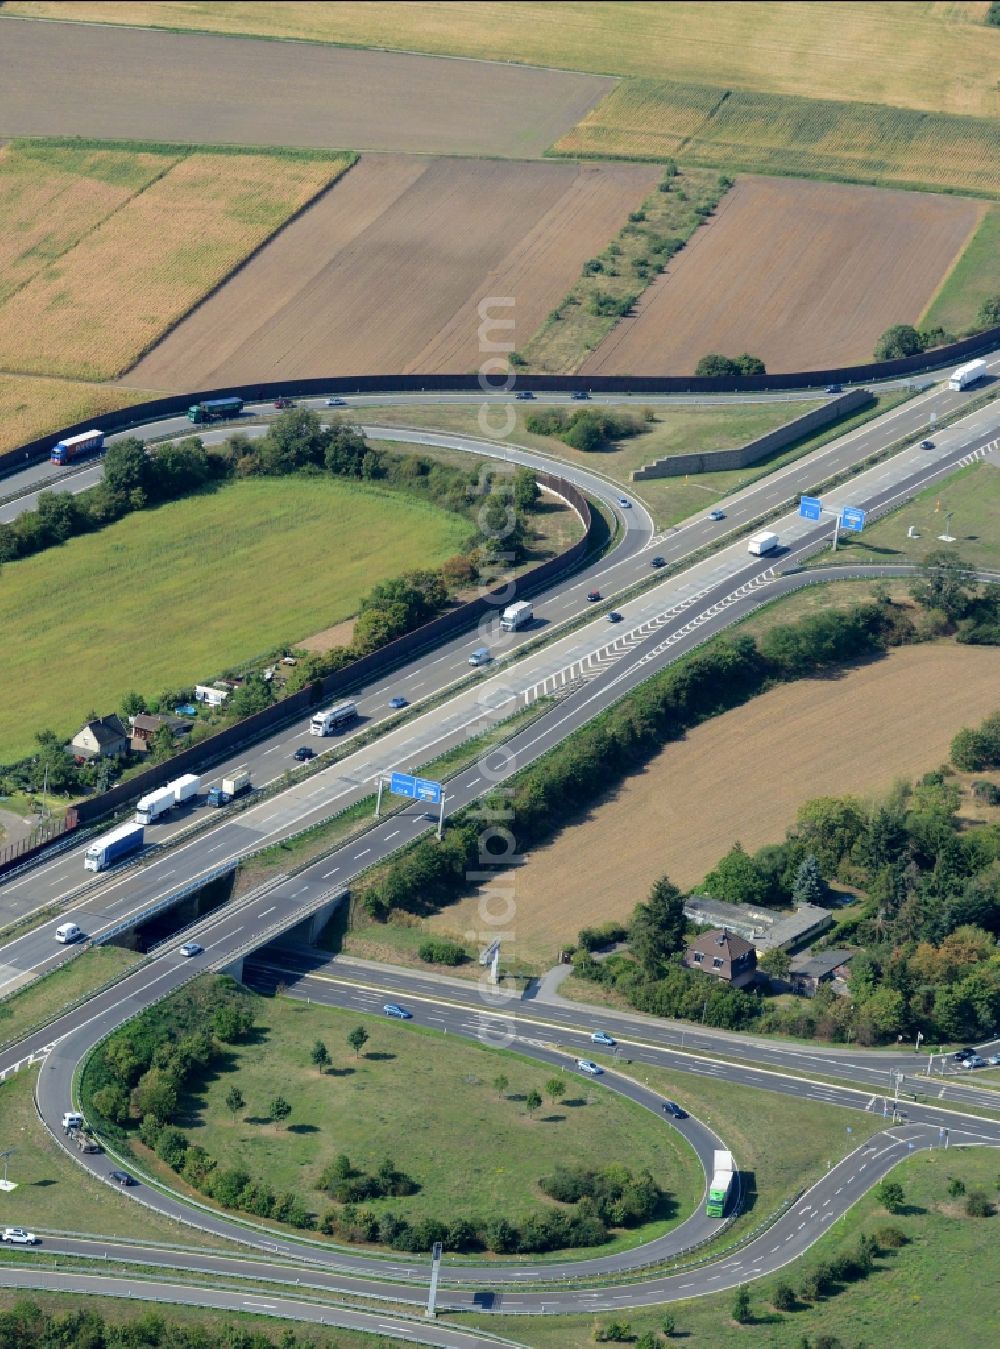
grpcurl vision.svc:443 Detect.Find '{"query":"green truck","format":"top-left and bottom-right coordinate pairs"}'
top-left (705, 1149), bottom-right (735, 1218)
top-left (187, 396), bottom-right (244, 424)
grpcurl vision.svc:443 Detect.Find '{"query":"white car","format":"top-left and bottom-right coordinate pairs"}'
top-left (617, 497), bottom-right (632, 509)
top-left (577, 1059), bottom-right (603, 1076)
top-left (1, 1227), bottom-right (38, 1245)
top-left (179, 942), bottom-right (203, 958)
top-left (325, 397), bottom-right (346, 407)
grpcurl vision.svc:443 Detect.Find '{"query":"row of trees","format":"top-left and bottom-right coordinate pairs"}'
top-left (873, 293), bottom-right (1000, 360)
top-left (694, 352), bottom-right (766, 376)
top-left (0, 1299), bottom-right (318, 1348)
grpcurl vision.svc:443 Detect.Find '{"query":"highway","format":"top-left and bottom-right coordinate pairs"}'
top-left (1, 374), bottom-right (998, 988)
top-left (0, 375), bottom-right (996, 1328)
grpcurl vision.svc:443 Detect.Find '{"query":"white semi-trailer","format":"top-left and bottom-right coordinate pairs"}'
top-left (84, 821), bottom-right (145, 872)
top-left (747, 531), bottom-right (779, 556)
top-left (500, 601), bottom-right (533, 631)
top-left (949, 358), bottom-right (987, 392)
top-left (171, 773), bottom-right (200, 805)
top-left (135, 785), bottom-right (177, 825)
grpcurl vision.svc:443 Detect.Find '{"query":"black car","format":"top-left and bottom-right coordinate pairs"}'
top-left (587, 590), bottom-right (602, 602)
top-left (953, 1047), bottom-right (976, 1061)
top-left (109, 1170), bottom-right (135, 1187)
top-left (571, 390), bottom-right (590, 400)
top-left (920, 439), bottom-right (935, 449)
top-left (607, 611), bottom-right (623, 624)
top-left (515, 390), bottom-right (536, 400)
top-left (650, 556), bottom-right (666, 568)
top-left (825, 383), bottom-right (843, 394)
top-left (662, 1100), bottom-right (687, 1119)
top-left (293, 745), bottom-right (316, 762)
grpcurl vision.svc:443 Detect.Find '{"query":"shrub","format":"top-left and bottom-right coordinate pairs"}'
top-left (966, 1189), bottom-right (994, 1217)
top-left (594, 1321), bottom-right (633, 1342)
top-left (418, 938), bottom-right (468, 966)
top-left (873, 1225), bottom-right (908, 1249)
top-left (771, 1280), bottom-right (796, 1311)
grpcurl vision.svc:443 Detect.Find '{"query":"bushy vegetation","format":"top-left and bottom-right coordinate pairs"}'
top-left (0, 1299), bottom-right (326, 1348)
top-left (525, 405), bottom-right (648, 450)
top-left (872, 322), bottom-right (958, 360)
top-left (694, 353), bottom-right (766, 376)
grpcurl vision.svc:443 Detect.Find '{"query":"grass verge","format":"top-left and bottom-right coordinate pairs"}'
top-left (0, 946), bottom-right (141, 1052)
top-left (921, 203), bottom-right (1000, 334)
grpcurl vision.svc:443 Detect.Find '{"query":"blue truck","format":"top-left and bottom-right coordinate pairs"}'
top-left (50, 429), bottom-right (105, 465)
top-left (187, 396), bottom-right (244, 425)
top-left (84, 821), bottom-right (145, 873)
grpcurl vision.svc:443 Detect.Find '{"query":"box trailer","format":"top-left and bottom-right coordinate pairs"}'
top-left (84, 821), bottom-right (145, 872)
top-left (747, 531), bottom-right (779, 556)
top-left (187, 396), bottom-right (244, 424)
top-left (948, 358), bottom-right (987, 392)
top-left (208, 768), bottom-right (251, 807)
top-left (170, 773), bottom-right (200, 805)
top-left (50, 428), bottom-right (104, 465)
top-left (705, 1149), bottom-right (736, 1217)
top-left (500, 601), bottom-right (533, 631)
top-left (135, 784), bottom-right (177, 825)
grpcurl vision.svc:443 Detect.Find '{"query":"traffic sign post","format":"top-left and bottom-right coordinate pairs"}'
top-left (387, 772), bottom-right (446, 839)
top-left (426, 1241), bottom-right (443, 1318)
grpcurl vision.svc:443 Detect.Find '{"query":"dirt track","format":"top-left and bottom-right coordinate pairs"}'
top-left (582, 176), bottom-right (983, 375)
top-left (0, 17), bottom-right (612, 157)
top-left (125, 155), bottom-right (659, 387)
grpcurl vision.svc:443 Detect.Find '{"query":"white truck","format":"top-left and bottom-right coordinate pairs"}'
top-left (171, 773), bottom-right (200, 806)
top-left (500, 601), bottom-right (533, 632)
top-left (135, 784), bottom-right (178, 825)
top-left (705, 1148), bottom-right (736, 1217)
top-left (309, 701), bottom-right (357, 736)
top-left (747, 531), bottom-right (779, 556)
top-left (208, 768), bottom-right (252, 807)
top-left (84, 820), bottom-right (145, 872)
top-left (949, 358), bottom-right (987, 392)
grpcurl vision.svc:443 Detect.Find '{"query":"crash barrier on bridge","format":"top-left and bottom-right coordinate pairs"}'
top-left (632, 388), bottom-right (876, 480)
top-left (62, 473), bottom-right (592, 829)
top-left (2, 320), bottom-right (999, 477)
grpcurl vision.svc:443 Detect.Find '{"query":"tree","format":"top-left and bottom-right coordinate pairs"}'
top-left (348, 1026), bottom-right (369, 1058)
top-left (270, 1096), bottom-right (292, 1128)
top-left (513, 467), bottom-right (540, 512)
top-left (629, 875), bottom-right (686, 978)
top-left (873, 324), bottom-right (924, 359)
top-left (103, 437), bottom-right (149, 498)
top-left (92, 1084), bottom-right (129, 1126)
top-left (734, 353), bottom-right (766, 375)
top-left (545, 1077), bottom-right (566, 1105)
top-left (493, 1073), bottom-right (509, 1100)
top-left (910, 550), bottom-right (976, 622)
top-left (876, 1180), bottom-right (904, 1213)
top-left (987, 2), bottom-right (1000, 27)
top-left (225, 1086), bottom-right (245, 1121)
top-left (771, 1280), bottom-right (796, 1311)
top-left (525, 1088), bottom-right (542, 1117)
top-left (226, 674), bottom-right (273, 720)
top-left (976, 292), bottom-right (1000, 326)
top-left (759, 948), bottom-right (791, 981)
top-left (792, 853), bottom-right (827, 906)
top-left (661, 1312), bottom-right (676, 1337)
top-left (310, 1040), bottom-right (331, 1073)
top-left (694, 353), bottom-right (764, 377)
top-left (120, 690), bottom-right (147, 720)
top-left (700, 841), bottom-right (771, 907)
top-left (732, 1283), bottom-right (752, 1323)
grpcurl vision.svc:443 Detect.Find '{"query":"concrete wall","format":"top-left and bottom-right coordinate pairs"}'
top-left (632, 389), bottom-right (875, 481)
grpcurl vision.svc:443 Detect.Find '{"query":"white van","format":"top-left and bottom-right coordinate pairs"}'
top-left (55, 922), bottom-right (83, 944)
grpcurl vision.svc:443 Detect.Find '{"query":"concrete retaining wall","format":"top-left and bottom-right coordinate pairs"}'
top-left (632, 389), bottom-right (875, 481)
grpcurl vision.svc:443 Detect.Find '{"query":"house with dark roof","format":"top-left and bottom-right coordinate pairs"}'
top-left (683, 929), bottom-right (757, 988)
top-left (70, 714), bottom-right (129, 761)
top-left (789, 949), bottom-right (854, 998)
top-left (129, 713), bottom-right (193, 753)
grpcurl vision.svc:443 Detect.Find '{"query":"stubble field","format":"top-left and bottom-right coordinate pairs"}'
top-left (581, 176), bottom-right (984, 375)
top-left (124, 155), bottom-right (660, 389)
top-left (0, 142), bottom-right (353, 381)
top-left (425, 642), bottom-right (1000, 963)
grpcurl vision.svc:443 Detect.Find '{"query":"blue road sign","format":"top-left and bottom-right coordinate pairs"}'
top-left (841, 505), bottom-right (866, 532)
top-left (389, 771), bottom-right (442, 805)
top-left (799, 495), bottom-right (822, 521)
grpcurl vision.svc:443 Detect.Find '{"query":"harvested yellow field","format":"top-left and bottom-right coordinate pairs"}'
top-left (426, 644), bottom-right (1000, 963)
top-left (0, 149), bottom-right (353, 380)
top-left (11, 2), bottom-right (1000, 118)
top-left (0, 376), bottom-right (149, 457)
top-left (0, 142), bottom-right (177, 305)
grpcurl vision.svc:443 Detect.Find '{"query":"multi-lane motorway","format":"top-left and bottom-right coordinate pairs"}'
top-left (0, 370), bottom-right (998, 1335)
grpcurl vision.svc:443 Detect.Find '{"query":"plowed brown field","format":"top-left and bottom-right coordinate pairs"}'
top-left (426, 643), bottom-right (1000, 963)
top-left (582, 176), bottom-right (983, 376)
top-left (124, 156), bottom-right (659, 388)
